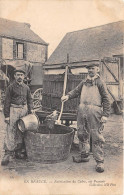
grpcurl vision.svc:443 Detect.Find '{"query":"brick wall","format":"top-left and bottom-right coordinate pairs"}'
top-left (27, 42), bottom-right (47, 63)
top-left (2, 38), bottom-right (13, 59)
top-left (1, 37), bottom-right (47, 64)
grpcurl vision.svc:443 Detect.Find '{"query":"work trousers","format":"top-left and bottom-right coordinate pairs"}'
top-left (4, 105), bottom-right (28, 152)
top-left (77, 104), bottom-right (105, 162)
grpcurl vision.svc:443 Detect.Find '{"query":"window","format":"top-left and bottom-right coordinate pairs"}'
top-left (16, 43), bottom-right (24, 59)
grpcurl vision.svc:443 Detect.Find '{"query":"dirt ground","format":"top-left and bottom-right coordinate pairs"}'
top-left (0, 110), bottom-right (123, 195)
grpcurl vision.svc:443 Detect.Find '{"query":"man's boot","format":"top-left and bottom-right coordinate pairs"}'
top-left (72, 154), bottom-right (90, 163)
top-left (15, 149), bottom-right (27, 159)
top-left (72, 140), bottom-right (90, 163)
top-left (72, 152), bottom-right (90, 163)
top-left (96, 161), bottom-right (104, 173)
top-left (1, 151), bottom-right (15, 166)
top-left (15, 143), bottom-right (27, 159)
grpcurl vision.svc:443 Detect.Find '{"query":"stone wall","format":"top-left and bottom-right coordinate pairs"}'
top-left (1, 37), bottom-right (47, 64)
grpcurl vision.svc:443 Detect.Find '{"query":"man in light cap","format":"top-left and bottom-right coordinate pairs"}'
top-left (1, 68), bottom-right (33, 165)
top-left (61, 63), bottom-right (111, 172)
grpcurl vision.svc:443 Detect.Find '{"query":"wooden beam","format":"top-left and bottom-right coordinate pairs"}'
top-left (118, 58), bottom-right (122, 99)
top-left (44, 59), bottom-right (100, 69)
top-left (106, 82), bottom-right (119, 85)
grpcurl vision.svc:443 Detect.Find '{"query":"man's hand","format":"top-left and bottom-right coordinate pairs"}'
top-left (31, 110), bottom-right (35, 114)
top-left (98, 117), bottom-right (108, 134)
top-left (101, 116), bottom-right (108, 123)
top-left (61, 95), bottom-right (69, 102)
top-left (5, 117), bottom-right (10, 125)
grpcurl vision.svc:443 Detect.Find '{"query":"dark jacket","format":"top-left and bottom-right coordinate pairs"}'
top-left (67, 77), bottom-right (111, 117)
top-left (4, 81), bottom-right (33, 118)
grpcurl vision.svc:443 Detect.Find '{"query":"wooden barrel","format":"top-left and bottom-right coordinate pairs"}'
top-left (24, 124), bottom-right (74, 163)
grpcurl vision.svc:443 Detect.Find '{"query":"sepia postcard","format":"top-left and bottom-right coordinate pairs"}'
top-left (0, 0), bottom-right (124, 195)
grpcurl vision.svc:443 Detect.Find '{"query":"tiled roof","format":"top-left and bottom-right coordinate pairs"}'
top-left (46, 21), bottom-right (124, 65)
top-left (0, 18), bottom-right (48, 45)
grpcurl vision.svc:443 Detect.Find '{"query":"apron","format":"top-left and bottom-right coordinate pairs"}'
top-left (77, 83), bottom-right (105, 162)
top-left (4, 104), bottom-right (28, 151)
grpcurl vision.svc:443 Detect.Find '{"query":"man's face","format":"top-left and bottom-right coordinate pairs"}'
top-left (87, 66), bottom-right (99, 77)
top-left (14, 72), bottom-right (25, 83)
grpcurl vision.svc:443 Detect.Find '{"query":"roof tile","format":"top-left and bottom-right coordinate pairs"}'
top-left (0, 18), bottom-right (48, 45)
top-left (46, 21), bottom-right (124, 65)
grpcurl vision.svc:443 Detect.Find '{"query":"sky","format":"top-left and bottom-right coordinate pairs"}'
top-left (0, 0), bottom-right (124, 57)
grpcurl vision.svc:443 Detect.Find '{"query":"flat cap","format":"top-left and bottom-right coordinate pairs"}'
top-left (14, 68), bottom-right (25, 74)
top-left (86, 63), bottom-right (99, 68)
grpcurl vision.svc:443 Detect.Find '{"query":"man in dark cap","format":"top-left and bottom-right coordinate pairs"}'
top-left (61, 63), bottom-right (111, 173)
top-left (1, 68), bottom-right (33, 165)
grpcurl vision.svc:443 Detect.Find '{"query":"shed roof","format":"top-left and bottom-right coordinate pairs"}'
top-left (46, 21), bottom-right (124, 66)
top-left (0, 18), bottom-right (48, 45)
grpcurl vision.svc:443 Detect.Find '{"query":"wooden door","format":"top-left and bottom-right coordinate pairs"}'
top-left (100, 57), bottom-right (121, 103)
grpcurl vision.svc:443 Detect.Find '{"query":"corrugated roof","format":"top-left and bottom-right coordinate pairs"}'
top-left (46, 21), bottom-right (124, 65)
top-left (0, 18), bottom-right (48, 45)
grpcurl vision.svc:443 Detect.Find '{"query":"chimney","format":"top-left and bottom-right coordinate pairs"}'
top-left (24, 23), bottom-right (31, 28)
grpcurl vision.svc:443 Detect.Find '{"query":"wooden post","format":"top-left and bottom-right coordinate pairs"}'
top-left (67, 53), bottom-right (69, 64)
top-left (118, 57), bottom-right (122, 99)
top-left (57, 54), bottom-right (69, 123)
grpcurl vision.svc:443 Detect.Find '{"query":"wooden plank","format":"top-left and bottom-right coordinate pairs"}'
top-left (106, 82), bottom-right (119, 85)
top-left (103, 60), bottom-right (118, 82)
top-left (42, 74), bottom-right (84, 113)
top-left (118, 58), bottom-right (121, 99)
top-left (104, 57), bottom-right (119, 63)
top-left (36, 110), bottom-right (77, 121)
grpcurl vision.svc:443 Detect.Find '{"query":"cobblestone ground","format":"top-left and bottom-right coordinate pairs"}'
top-left (0, 110), bottom-right (123, 194)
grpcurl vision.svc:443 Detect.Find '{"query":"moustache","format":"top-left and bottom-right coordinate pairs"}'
top-left (17, 78), bottom-right (22, 81)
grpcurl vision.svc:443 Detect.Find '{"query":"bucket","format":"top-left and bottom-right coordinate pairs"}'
top-left (18, 114), bottom-right (40, 132)
top-left (113, 100), bottom-right (123, 115)
top-left (24, 124), bottom-right (74, 163)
